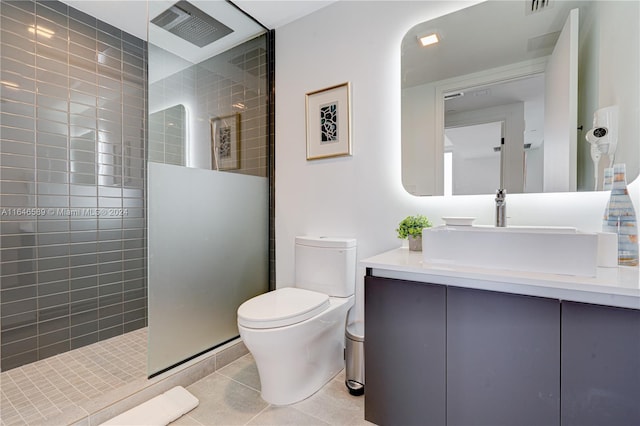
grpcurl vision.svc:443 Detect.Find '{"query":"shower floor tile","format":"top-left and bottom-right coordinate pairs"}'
top-left (0, 328), bottom-right (147, 426)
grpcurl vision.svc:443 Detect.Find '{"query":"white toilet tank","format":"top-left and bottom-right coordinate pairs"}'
top-left (295, 236), bottom-right (356, 297)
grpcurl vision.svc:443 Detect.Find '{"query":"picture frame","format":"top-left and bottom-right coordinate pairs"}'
top-left (211, 113), bottom-right (241, 170)
top-left (305, 82), bottom-right (352, 160)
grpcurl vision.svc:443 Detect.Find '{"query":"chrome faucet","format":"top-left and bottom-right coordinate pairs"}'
top-left (495, 189), bottom-right (507, 227)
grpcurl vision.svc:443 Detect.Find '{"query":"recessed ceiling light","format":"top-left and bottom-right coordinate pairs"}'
top-left (418, 33), bottom-right (439, 47)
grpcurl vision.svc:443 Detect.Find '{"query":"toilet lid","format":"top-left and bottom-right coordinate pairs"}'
top-left (237, 287), bottom-right (330, 329)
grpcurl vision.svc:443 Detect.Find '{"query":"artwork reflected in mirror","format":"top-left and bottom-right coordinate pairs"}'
top-left (401, 0), bottom-right (639, 196)
top-left (211, 113), bottom-right (240, 171)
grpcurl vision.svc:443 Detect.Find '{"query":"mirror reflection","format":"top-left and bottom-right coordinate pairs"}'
top-left (149, 104), bottom-right (186, 166)
top-left (401, 0), bottom-right (639, 196)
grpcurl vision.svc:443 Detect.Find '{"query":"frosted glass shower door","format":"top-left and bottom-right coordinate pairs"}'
top-left (147, 163), bottom-right (268, 376)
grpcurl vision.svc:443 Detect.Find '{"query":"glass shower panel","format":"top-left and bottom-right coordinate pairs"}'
top-left (147, 163), bottom-right (267, 375)
top-left (147, 1), bottom-right (269, 376)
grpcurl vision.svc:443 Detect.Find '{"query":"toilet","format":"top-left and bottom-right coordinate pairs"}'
top-left (237, 236), bottom-right (356, 405)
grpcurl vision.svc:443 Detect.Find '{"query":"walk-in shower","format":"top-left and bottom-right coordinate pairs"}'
top-left (0, 0), bottom-right (272, 423)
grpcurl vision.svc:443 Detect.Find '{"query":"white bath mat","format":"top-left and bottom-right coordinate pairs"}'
top-left (100, 386), bottom-right (199, 426)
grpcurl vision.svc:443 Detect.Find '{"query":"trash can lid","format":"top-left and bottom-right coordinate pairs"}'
top-left (346, 321), bottom-right (364, 341)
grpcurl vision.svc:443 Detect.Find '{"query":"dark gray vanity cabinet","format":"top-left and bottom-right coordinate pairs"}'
top-left (364, 276), bottom-right (446, 426)
top-left (561, 301), bottom-right (640, 426)
top-left (446, 286), bottom-right (561, 426)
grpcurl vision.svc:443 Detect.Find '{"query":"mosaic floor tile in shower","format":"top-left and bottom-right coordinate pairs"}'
top-left (0, 328), bottom-right (147, 426)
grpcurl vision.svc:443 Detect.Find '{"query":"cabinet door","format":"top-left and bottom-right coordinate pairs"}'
top-left (447, 286), bottom-right (560, 426)
top-left (561, 301), bottom-right (640, 426)
top-left (364, 276), bottom-right (446, 426)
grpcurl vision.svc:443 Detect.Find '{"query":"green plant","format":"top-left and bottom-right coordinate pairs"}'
top-left (396, 214), bottom-right (432, 239)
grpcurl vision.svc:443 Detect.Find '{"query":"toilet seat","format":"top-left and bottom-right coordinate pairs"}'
top-left (238, 287), bottom-right (330, 329)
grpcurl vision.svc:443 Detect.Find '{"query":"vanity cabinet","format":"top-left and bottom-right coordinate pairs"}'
top-left (362, 248), bottom-right (640, 426)
top-left (561, 301), bottom-right (640, 426)
top-left (364, 277), bottom-right (559, 426)
top-left (365, 274), bottom-right (640, 426)
top-left (364, 276), bottom-right (446, 426)
top-left (446, 287), bottom-right (560, 426)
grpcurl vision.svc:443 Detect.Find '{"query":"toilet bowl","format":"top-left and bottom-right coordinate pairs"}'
top-left (237, 236), bottom-right (357, 405)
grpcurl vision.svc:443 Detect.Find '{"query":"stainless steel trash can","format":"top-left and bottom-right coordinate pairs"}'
top-left (345, 321), bottom-right (364, 396)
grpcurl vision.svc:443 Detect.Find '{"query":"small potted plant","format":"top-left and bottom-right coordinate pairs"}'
top-left (396, 214), bottom-right (432, 251)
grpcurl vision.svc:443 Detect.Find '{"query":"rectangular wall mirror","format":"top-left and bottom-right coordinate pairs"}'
top-left (401, 0), bottom-right (639, 196)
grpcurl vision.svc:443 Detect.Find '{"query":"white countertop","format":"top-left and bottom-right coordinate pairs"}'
top-left (361, 248), bottom-right (640, 310)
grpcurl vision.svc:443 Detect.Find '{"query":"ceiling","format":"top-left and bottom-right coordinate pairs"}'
top-left (235, 0), bottom-right (337, 29)
top-left (61, 0), bottom-right (337, 40)
top-left (401, 0), bottom-right (588, 89)
top-left (61, 0), bottom-right (336, 81)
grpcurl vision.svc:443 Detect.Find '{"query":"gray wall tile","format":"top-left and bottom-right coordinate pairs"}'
top-left (0, 0), bottom-right (147, 371)
top-left (38, 340), bottom-right (70, 359)
top-left (38, 304), bottom-right (69, 321)
top-left (1, 310), bottom-right (37, 330)
top-left (1, 285), bottom-right (37, 303)
top-left (70, 332), bottom-right (98, 349)
top-left (99, 325), bottom-right (121, 340)
top-left (1, 336), bottom-right (37, 358)
top-left (1, 322), bottom-right (37, 344)
top-left (39, 316), bottom-right (69, 334)
top-left (70, 320), bottom-right (98, 338)
top-left (38, 280), bottom-right (69, 296)
top-left (2, 272), bottom-right (38, 290)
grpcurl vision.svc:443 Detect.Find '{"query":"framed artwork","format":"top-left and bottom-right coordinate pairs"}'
top-left (211, 113), bottom-right (240, 170)
top-left (305, 82), bottom-right (352, 160)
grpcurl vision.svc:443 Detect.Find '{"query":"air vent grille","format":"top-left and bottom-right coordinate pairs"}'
top-left (444, 92), bottom-right (464, 100)
top-left (151, 1), bottom-right (233, 48)
top-left (151, 7), bottom-right (188, 29)
top-left (526, 0), bottom-right (553, 15)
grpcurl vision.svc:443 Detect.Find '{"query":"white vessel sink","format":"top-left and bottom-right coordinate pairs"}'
top-left (422, 225), bottom-right (600, 276)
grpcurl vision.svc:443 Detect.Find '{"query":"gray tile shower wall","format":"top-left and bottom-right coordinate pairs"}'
top-left (149, 34), bottom-right (268, 176)
top-left (0, 0), bottom-right (148, 371)
top-left (148, 104), bottom-right (186, 167)
top-left (200, 36), bottom-right (269, 177)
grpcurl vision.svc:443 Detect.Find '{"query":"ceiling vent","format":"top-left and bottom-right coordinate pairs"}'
top-left (526, 0), bottom-right (553, 15)
top-left (444, 92), bottom-right (464, 100)
top-left (151, 1), bottom-right (233, 48)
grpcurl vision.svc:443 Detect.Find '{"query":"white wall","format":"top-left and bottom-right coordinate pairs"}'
top-left (275, 1), bottom-right (639, 322)
top-left (577, 1), bottom-right (639, 190)
top-left (453, 154), bottom-right (500, 196)
top-left (596, 1), bottom-right (639, 182)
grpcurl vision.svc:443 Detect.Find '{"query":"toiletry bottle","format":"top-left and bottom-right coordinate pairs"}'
top-left (603, 164), bottom-right (639, 266)
top-left (601, 167), bottom-right (615, 234)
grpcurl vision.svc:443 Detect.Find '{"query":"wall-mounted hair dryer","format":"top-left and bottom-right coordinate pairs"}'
top-left (585, 105), bottom-right (618, 190)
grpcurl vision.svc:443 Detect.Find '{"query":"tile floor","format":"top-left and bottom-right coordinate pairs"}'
top-left (170, 354), bottom-right (373, 426)
top-left (1, 330), bottom-right (372, 426)
top-left (0, 328), bottom-right (147, 426)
